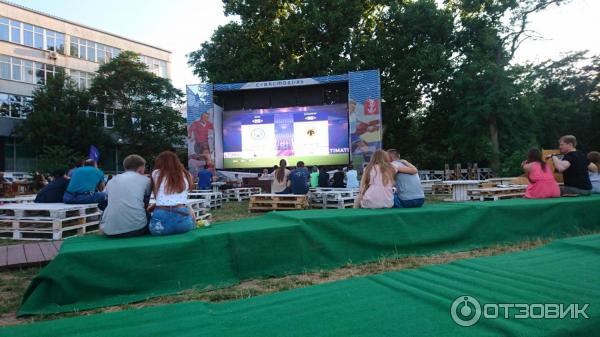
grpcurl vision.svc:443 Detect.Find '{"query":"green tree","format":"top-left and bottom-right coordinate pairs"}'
top-left (90, 51), bottom-right (186, 161)
top-left (13, 71), bottom-right (109, 162)
top-left (37, 145), bottom-right (79, 173)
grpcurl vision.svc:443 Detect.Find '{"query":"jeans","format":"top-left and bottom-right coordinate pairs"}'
top-left (560, 185), bottom-right (592, 196)
top-left (63, 191), bottom-right (108, 210)
top-left (393, 195), bottom-right (425, 208)
top-left (149, 207), bottom-right (194, 236)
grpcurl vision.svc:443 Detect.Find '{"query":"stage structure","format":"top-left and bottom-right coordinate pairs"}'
top-left (186, 70), bottom-right (381, 175)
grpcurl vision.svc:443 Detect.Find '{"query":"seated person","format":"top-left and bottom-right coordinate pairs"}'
top-left (345, 165), bottom-right (359, 189)
top-left (272, 160), bottom-right (290, 193)
top-left (522, 148), bottom-right (560, 199)
top-left (310, 166), bottom-right (320, 188)
top-left (288, 161), bottom-right (310, 195)
top-left (34, 169), bottom-right (69, 203)
top-left (149, 151), bottom-right (195, 236)
top-left (101, 155), bottom-right (151, 238)
top-left (318, 167), bottom-right (330, 187)
top-left (387, 149), bottom-right (424, 208)
top-left (550, 135), bottom-right (592, 196)
top-left (63, 159), bottom-right (107, 209)
top-left (588, 151), bottom-right (600, 193)
top-left (197, 165), bottom-right (213, 190)
top-left (358, 150), bottom-right (395, 209)
top-left (332, 170), bottom-right (346, 188)
top-left (232, 174), bottom-right (243, 188)
top-left (260, 168), bottom-right (271, 179)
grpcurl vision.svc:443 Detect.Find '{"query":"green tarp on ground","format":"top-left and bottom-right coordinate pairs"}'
top-left (5, 233), bottom-right (600, 336)
top-left (18, 195), bottom-right (600, 316)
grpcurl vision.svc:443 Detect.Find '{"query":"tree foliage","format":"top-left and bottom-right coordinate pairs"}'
top-left (90, 51), bottom-right (186, 162)
top-left (14, 72), bottom-right (110, 158)
top-left (189, 0), bottom-right (598, 172)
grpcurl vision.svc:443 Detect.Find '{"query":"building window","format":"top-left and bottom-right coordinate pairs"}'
top-left (0, 54), bottom-right (63, 85)
top-left (69, 36), bottom-right (120, 64)
top-left (70, 70), bottom-right (94, 90)
top-left (23, 23), bottom-right (33, 47)
top-left (10, 20), bottom-right (21, 44)
top-left (0, 93), bottom-right (8, 117)
top-left (0, 17), bottom-right (65, 55)
top-left (11, 57), bottom-right (22, 81)
top-left (34, 27), bottom-right (43, 49)
top-left (0, 93), bottom-right (33, 119)
top-left (23, 60), bottom-right (33, 83)
top-left (0, 17), bottom-right (8, 41)
top-left (139, 55), bottom-right (168, 78)
top-left (0, 55), bottom-right (9, 80)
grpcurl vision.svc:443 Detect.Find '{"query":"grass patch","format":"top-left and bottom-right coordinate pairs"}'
top-left (3, 236), bottom-right (558, 326)
top-left (210, 200), bottom-right (260, 224)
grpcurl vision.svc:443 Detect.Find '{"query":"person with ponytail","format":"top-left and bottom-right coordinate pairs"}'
top-left (149, 151), bottom-right (195, 235)
top-left (271, 159), bottom-right (290, 194)
top-left (522, 148), bottom-right (560, 199)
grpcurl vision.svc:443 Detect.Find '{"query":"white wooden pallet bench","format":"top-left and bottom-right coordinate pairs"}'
top-left (308, 189), bottom-right (359, 209)
top-left (188, 191), bottom-right (223, 209)
top-left (249, 194), bottom-right (308, 212)
top-left (0, 203), bottom-right (101, 240)
top-left (224, 187), bottom-right (262, 202)
top-left (0, 195), bottom-right (36, 205)
top-left (468, 186), bottom-right (526, 201)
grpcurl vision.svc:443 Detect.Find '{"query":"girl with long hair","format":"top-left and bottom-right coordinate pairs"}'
top-left (357, 149), bottom-right (396, 208)
top-left (271, 159), bottom-right (290, 193)
top-left (149, 151), bottom-right (195, 235)
top-left (522, 148), bottom-right (560, 199)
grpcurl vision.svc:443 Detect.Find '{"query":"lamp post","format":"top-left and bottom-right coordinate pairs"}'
top-left (115, 138), bottom-right (123, 174)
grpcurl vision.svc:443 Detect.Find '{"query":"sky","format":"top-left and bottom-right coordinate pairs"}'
top-left (6, 0), bottom-right (600, 92)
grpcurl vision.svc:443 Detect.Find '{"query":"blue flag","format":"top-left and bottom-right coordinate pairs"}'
top-left (89, 145), bottom-right (100, 162)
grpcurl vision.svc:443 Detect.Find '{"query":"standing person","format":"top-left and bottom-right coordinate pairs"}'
top-left (521, 148), bottom-right (560, 199)
top-left (550, 135), bottom-right (592, 196)
top-left (34, 169), bottom-right (69, 203)
top-left (310, 166), bottom-right (320, 188)
top-left (271, 159), bottom-right (290, 194)
top-left (149, 151), bottom-right (195, 236)
top-left (345, 165), bottom-right (359, 189)
top-left (288, 161), bottom-right (310, 195)
top-left (387, 149), bottom-right (424, 208)
top-left (197, 165), bottom-right (213, 190)
top-left (318, 167), bottom-right (330, 187)
top-left (63, 159), bottom-right (107, 209)
top-left (587, 151), bottom-right (600, 193)
top-left (357, 150), bottom-right (396, 209)
top-left (101, 155), bottom-right (152, 238)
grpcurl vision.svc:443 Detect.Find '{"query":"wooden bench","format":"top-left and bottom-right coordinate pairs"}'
top-left (224, 187), bottom-right (262, 202)
top-left (468, 186), bottom-right (526, 201)
top-left (249, 194), bottom-right (308, 212)
top-left (188, 191), bottom-right (223, 209)
top-left (308, 189), bottom-right (358, 209)
top-left (0, 203), bottom-right (101, 240)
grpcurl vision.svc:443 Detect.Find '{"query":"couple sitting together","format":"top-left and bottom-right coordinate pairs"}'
top-left (100, 151), bottom-right (196, 238)
top-left (356, 149), bottom-right (425, 209)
